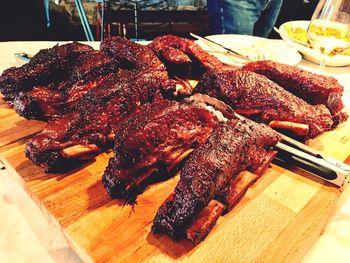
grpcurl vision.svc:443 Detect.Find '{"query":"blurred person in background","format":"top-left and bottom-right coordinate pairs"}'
top-left (207, 0), bottom-right (284, 37)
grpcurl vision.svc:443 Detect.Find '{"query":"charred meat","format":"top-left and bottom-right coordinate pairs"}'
top-left (0, 42), bottom-right (93, 102)
top-left (194, 69), bottom-right (334, 138)
top-left (148, 34), bottom-right (224, 79)
top-left (101, 36), bottom-right (166, 72)
top-left (102, 98), bottom-right (220, 203)
top-left (13, 50), bottom-right (118, 120)
top-left (25, 37), bottom-right (175, 171)
top-left (242, 60), bottom-right (348, 126)
top-left (152, 119), bottom-right (280, 243)
top-left (25, 67), bottom-right (173, 172)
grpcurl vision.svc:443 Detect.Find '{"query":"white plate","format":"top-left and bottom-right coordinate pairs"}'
top-left (196, 34), bottom-right (302, 66)
top-left (279, 20), bottom-right (350, 67)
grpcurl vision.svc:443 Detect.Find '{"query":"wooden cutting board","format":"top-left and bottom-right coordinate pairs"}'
top-left (0, 99), bottom-right (46, 150)
top-left (1, 97), bottom-right (349, 263)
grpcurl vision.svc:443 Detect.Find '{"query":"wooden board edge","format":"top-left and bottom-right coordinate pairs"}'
top-left (0, 154), bottom-right (93, 263)
top-left (257, 184), bottom-right (340, 263)
top-left (292, 195), bottom-right (339, 263)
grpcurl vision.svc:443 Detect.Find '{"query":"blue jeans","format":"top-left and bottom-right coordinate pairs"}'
top-left (208, 0), bottom-right (283, 37)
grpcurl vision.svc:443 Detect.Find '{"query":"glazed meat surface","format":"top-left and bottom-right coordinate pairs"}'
top-left (152, 119), bottom-right (280, 240)
top-left (102, 99), bottom-right (220, 203)
top-left (0, 42), bottom-right (93, 101)
top-left (101, 36), bottom-right (166, 72)
top-left (194, 69), bottom-right (334, 138)
top-left (25, 68), bottom-right (171, 171)
top-left (25, 38), bottom-right (174, 172)
top-left (13, 50), bottom-right (118, 120)
top-left (242, 60), bottom-right (348, 125)
top-left (148, 34), bottom-right (224, 78)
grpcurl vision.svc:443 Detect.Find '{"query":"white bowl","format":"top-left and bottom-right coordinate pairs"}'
top-left (279, 20), bottom-right (350, 67)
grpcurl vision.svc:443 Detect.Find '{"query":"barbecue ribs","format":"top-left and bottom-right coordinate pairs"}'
top-left (0, 42), bottom-right (93, 102)
top-left (194, 69), bottom-right (334, 138)
top-left (152, 119), bottom-right (280, 243)
top-left (242, 60), bottom-right (348, 126)
top-left (102, 98), bottom-right (220, 203)
top-left (101, 36), bottom-right (166, 72)
top-left (148, 34), bottom-right (224, 80)
top-left (26, 69), bottom-right (173, 171)
top-left (13, 50), bottom-right (118, 120)
top-left (25, 38), bottom-right (175, 172)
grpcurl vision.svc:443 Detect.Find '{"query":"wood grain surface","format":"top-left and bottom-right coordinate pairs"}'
top-left (1, 97), bottom-right (349, 263)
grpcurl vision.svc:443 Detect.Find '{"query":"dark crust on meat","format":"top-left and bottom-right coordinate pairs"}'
top-left (0, 42), bottom-right (93, 101)
top-left (102, 99), bottom-right (219, 203)
top-left (148, 34), bottom-right (224, 78)
top-left (25, 68), bottom-right (169, 171)
top-left (194, 69), bottom-right (334, 138)
top-left (152, 119), bottom-right (280, 240)
top-left (242, 60), bottom-right (348, 125)
top-left (25, 38), bottom-right (174, 172)
top-left (12, 50), bottom-right (118, 120)
top-left (101, 36), bottom-right (166, 72)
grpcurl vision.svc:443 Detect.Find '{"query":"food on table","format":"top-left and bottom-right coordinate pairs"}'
top-left (284, 24), bottom-right (350, 55)
top-left (25, 38), bottom-right (176, 172)
top-left (102, 98), bottom-right (220, 203)
top-left (309, 24), bottom-right (350, 42)
top-left (0, 35), bottom-right (223, 121)
top-left (284, 24), bottom-right (309, 45)
top-left (13, 50), bottom-right (118, 120)
top-left (148, 34), bottom-right (224, 80)
top-left (24, 35), bottom-right (227, 172)
top-left (25, 68), bottom-right (170, 172)
top-left (0, 34), bottom-right (348, 246)
top-left (152, 119), bottom-right (280, 243)
top-left (194, 69), bottom-right (334, 138)
top-left (0, 42), bottom-right (93, 102)
top-left (243, 60), bottom-right (348, 126)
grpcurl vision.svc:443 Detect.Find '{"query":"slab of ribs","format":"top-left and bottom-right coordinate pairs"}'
top-left (148, 34), bottom-right (224, 79)
top-left (0, 42), bottom-right (93, 102)
top-left (152, 119), bottom-right (280, 244)
top-left (0, 34), bottom-right (348, 244)
top-left (13, 50), bottom-right (118, 120)
top-left (242, 60), bottom-right (348, 126)
top-left (102, 98), bottom-right (220, 203)
top-left (25, 37), bottom-right (176, 171)
top-left (194, 69), bottom-right (334, 139)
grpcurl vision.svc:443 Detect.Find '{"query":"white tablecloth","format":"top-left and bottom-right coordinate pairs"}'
top-left (0, 41), bottom-right (350, 263)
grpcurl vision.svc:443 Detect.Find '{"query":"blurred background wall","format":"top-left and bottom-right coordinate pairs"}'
top-left (0, 0), bottom-right (319, 41)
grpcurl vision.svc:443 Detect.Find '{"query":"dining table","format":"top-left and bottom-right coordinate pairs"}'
top-left (0, 39), bottom-right (350, 263)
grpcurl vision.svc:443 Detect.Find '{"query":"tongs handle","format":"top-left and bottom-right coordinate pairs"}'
top-left (280, 133), bottom-right (350, 172)
top-left (275, 142), bottom-right (350, 188)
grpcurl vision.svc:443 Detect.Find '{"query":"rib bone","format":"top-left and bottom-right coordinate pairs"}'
top-left (223, 171), bottom-right (259, 212)
top-left (61, 144), bottom-right (100, 158)
top-left (186, 200), bottom-right (225, 244)
top-left (268, 120), bottom-right (309, 136)
top-left (167, 148), bottom-right (194, 172)
top-left (253, 150), bottom-right (277, 177)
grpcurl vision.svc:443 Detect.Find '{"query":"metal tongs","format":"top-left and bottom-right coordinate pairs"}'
top-left (274, 133), bottom-right (350, 188)
top-left (190, 33), bottom-right (252, 62)
top-left (15, 53), bottom-right (32, 63)
top-left (189, 93), bottom-right (350, 189)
